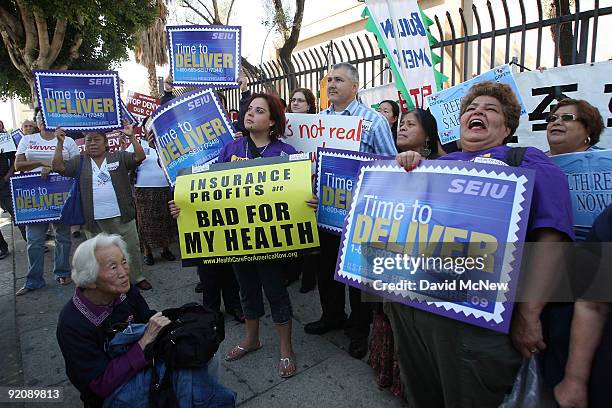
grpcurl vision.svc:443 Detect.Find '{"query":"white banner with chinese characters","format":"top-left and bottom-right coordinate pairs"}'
top-left (513, 61), bottom-right (611, 150)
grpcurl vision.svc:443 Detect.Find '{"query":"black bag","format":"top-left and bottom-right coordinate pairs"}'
top-left (145, 303), bottom-right (225, 408)
top-left (505, 146), bottom-right (528, 167)
top-left (145, 302), bottom-right (225, 369)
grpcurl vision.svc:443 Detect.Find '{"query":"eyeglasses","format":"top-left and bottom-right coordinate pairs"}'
top-left (545, 113), bottom-right (579, 123)
top-left (290, 98), bottom-right (306, 103)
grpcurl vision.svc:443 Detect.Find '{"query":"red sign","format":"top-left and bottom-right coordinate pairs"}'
top-left (126, 91), bottom-right (160, 117)
top-left (75, 127), bottom-right (142, 155)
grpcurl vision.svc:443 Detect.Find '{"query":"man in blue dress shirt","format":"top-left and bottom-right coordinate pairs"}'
top-left (304, 62), bottom-right (397, 358)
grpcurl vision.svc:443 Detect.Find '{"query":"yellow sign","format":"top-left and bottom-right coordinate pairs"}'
top-left (175, 157), bottom-right (320, 263)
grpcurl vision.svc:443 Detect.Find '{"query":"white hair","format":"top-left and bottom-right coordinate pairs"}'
top-left (332, 62), bottom-right (359, 84)
top-left (71, 233), bottom-right (130, 288)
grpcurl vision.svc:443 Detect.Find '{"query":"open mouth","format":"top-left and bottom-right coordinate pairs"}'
top-left (468, 118), bottom-right (486, 130)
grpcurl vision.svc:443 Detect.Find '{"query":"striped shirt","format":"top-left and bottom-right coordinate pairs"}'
top-left (323, 99), bottom-right (397, 156)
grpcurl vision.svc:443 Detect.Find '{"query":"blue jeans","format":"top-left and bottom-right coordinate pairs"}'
top-left (233, 260), bottom-right (293, 324)
top-left (24, 222), bottom-right (71, 289)
top-left (104, 324), bottom-right (234, 408)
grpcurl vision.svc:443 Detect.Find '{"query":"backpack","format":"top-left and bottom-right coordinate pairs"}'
top-left (505, 147), bottom-right (528, 167)
top-left (145, 302), bottom-right (225, 369)
top-left (144, 302), bottom-right (225, 408)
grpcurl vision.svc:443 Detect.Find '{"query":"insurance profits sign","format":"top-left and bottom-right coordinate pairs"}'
top-left (174, 156), bottom-right (320, 265)
top-left (34, 70), bottom-right (122, 131)
top-left (167, 25), bottom-right (241, 87)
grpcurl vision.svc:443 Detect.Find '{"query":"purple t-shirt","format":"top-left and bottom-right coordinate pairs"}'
top-left (438, 145), bottom-right (575, 240)
top-left (217, 137), bottom-right (298, 163)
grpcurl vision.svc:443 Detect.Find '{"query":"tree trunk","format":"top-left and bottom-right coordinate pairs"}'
top-left (550, 0), bottom-right (575, 66)
top-left (147, 63), bottom-right (160, 98)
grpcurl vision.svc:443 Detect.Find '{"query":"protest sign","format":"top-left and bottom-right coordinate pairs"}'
top-left (0, 133), bottom-right (17, 152)
top-left (363, 0), bottom-right (443, 109)
top-left (74, 132), bottom-right (142, 155)
top-left (10, 173), bottom-right (74, 225)
top-left (285, 113), bottom-right (362, 172)
top-left (358, 83), bottom-right (399, 110)
top-left (551, 149), bottom-right (612, 238)
top-left (11, 129), bottom-right (24, 148)
top-left (150, 87), bottom-right (235, 185)
top-left (167, 25), bottom-right (241, 86)
top-left (120, 101), bottom-right (138, 125)
top-left (316, 148), bottom-right (390, 234)
top-left (33, 70), bottom-right (122, 131)
top-left (427, 64), bottom-right (527, 145)
top-left (126, 91), bottom-right (160, 117)
top-left (514, 60), bottom-right (612, 150)
top-left (174, 156), bottom-right (319, 265)
top-left (336, 159), bottom-right (535, 333)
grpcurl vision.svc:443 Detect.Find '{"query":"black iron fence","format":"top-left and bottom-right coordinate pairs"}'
top-left (223, 0), bottom-right (612, 111)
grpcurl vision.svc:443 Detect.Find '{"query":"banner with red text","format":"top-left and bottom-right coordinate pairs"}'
top-left (284, 113), bottom-right (362, 172)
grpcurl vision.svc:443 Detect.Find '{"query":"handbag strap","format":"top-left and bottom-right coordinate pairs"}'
top-left (75, 155), bottom-right (85, 180)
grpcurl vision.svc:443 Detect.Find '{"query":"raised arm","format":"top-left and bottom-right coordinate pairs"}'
top-left (52, 128), bottom-right (67, 174)
top-left (123, 120), bottom-right (145, 164)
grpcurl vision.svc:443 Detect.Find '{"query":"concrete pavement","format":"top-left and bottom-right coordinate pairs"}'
top-left (0, 215), bottom-right (407, 407)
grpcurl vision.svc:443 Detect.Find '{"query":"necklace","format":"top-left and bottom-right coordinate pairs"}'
top-left (245, 139), bottom-right (270, 158)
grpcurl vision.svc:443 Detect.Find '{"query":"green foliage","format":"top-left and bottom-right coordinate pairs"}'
top-left (0, 0), bottom-right (157, 102)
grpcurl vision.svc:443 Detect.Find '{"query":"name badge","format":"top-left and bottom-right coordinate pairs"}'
top-left (98, 172), bottom-right (111, 183)
top-left (362, 120), bottom-right (372, 132)
top-left (107, 162), bottom-right (119, 171)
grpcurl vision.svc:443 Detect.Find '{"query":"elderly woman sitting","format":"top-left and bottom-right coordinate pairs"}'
top-left (56, 234), bottom-right (167, 406)
top-left (57, 234), bottom-right (235, 407)
top-left (392, 81), bottom-right (575, 407)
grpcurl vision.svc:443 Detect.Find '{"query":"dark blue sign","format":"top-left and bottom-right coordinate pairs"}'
top-left (336, 160), bottom-right (535, 333)
top-left (10, 173), bottom-right (74, 225)
top-left (150, 87), bottom-right (235, 185)
top-left (167, 25), bottom-right (241, 86)
top-left (316, 148), bottom-right (389, 234)
top-left (33, 70), bottom-right (122, 131)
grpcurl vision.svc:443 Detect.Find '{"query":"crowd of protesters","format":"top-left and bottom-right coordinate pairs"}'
top-left (1, 57), bottom-right (609, 408)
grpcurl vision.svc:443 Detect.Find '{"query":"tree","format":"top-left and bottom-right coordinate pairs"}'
top-left (134, 0), bottom-right (169, 98)
top-left (267, 0), bottom-right (304, 91)
top-left (180, 0), bottom-right (305, 89)
top-left (0, 0), bottom-right (157, 103)
top-left (547, 0), bottom-right (576, 66)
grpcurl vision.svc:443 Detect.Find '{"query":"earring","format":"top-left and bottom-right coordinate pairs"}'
top-left (585, 137), bottom-right (591, 145)
top-left (422, 139), bottom-right (432, 158)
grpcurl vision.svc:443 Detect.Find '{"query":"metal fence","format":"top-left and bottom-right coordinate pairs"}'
top-left (222, 0), bottom-right (612, 111)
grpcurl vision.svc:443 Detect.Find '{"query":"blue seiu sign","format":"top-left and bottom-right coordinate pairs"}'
top-left (427, 64), bottom-right (527, 145)
top-left (33, 70), bottom-right (122, 131)
top-left (150, 87), bottom-right (235, 186)
top-left (167, 25), bottom-right (241, 87)
top-left (336, 159), bottom-right (535, 333)
top-left (11, 129), bottom-right (24, 148)
top-left (10, 172), bottom-right (74, 225)
top-left (316, 148), bottom-right (390, 235)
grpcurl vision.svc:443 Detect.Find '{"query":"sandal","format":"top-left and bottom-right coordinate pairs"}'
top-left (224, 343), bottom-right (262, 361)
top-left (16, 287), bottom-right (33, 296)
top-left (278, 354), bottom-right (297, 378)
top-left (56, 277), bottom-right (72, 286)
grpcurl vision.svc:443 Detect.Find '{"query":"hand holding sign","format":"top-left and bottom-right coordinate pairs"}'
top-left (396, 150), bottom-right (423, 171)
top-left (54, 127), bottom-right (66, 144)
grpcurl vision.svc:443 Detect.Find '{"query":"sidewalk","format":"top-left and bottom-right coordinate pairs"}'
top-left (0, 216), bottom-right (407, 407)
